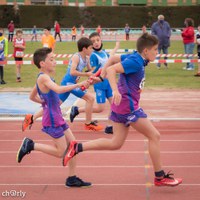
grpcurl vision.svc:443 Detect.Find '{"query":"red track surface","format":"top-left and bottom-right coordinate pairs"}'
top-left (0, 89), bottom-right (200, 200)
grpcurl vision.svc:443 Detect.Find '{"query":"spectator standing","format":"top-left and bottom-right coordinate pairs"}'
top-left (194, 24), bottom-right (200, 76)
top-left (181, 18), bottom-right (195, 70)
top-left (71, 26), bottom-right (77, 41)
top-left (124, 24), bottom-right (130, 41)
top-left (54, 21), bottom-right (62, 42)
top-left (31, 25), bottom-right (37, 42)
top-left (13, 29), bottom-right (26, 82)
top-left (96, 25), bottom-right (102, 36)
top-left (0, 28), bottom-right (8, 84)
top-left (151, 15), bottom-right (171, 69)
top-left (41, 27), bottom-right (56, 52)
top-left (142, 25), bottom-right (147, 34)
top-left (80, 25), bottom-right (85, 37)
top-left (7, 20), bottom-right (15, 42)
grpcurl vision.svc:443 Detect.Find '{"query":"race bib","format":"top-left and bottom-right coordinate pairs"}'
top-left (139, 78), bottom-right (145, 89)
top-left (43, 43), bottom-right (49, 48)
top-left (16, 51), bottom-right (24, 58)
top-left (0, 43), bottom-right (3, 50)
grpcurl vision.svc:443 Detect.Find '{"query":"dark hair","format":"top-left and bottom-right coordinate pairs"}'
top-left (89, 32), bottom-right (100, 39)
top-left (185, 18), bottom-right (194, 27)
top-left (44, 26), bottom-right (51, 31)
top-left (33, 47), bottom-right (52, 69)
top-left (136, 33), bottom-right (158, 53)
top-left (77, 37), bottom-right (93, 52)
top-left (16, 29), bottom-right (23, 34)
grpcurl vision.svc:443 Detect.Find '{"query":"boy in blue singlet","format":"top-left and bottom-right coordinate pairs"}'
top-left (70, 32), bottom-right (119, 134)
top-left (63, 33), bottom-right (182, 187)
top-left (17, 47), bottom-right (91, 187)
top-left (60, 37), bottom-right (103, 131)
top-left (22, 37), bottom-right (103, 132)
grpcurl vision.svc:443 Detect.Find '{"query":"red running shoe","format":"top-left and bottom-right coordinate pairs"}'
top-left (63, 141), bottom-right (77, 166)
top-left (22, 114), bottom-right (33, 132)
top-left (154, 171), bottom-right (182, 187)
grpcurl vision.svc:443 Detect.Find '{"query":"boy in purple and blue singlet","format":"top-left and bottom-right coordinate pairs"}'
top-left (63, 33), bottom-right (182, 187)
top-left (17, 47), bottom-right (91, 187)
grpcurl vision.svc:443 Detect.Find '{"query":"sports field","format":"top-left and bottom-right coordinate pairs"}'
top-left (0, 40), bottom-right (199, 89)
top-left (0, 38), bottom-right (200, 200)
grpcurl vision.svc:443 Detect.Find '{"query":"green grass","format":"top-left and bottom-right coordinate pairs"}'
top-left (1, 40), bottom-right (200, 90)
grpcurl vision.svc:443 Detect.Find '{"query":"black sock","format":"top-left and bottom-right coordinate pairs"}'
top-left (76, 143), bottom-right (83, 154)
top-left (29, 141), bottom-right (35, 151)
top-left (155, 170), bottom-right (165, 179)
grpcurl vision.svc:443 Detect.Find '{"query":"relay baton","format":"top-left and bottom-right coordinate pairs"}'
top-left (81, 68), bottom-right (102, 91)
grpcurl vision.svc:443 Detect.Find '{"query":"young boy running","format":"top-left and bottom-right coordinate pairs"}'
top-left (63, 33), bottom-right (182, 187)
top-left (22, 37), bottom-right (103, 132)
top-left (17, 47), bottom-right (91, 187)
top-left (70, 32), bottom-right (119, 134)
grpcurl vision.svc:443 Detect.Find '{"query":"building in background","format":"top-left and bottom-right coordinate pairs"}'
top-left (1, 0), bottom-right (200, 6)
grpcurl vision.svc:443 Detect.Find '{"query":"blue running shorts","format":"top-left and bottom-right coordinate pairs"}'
top-left (95, 88), bottom-right (112, 104)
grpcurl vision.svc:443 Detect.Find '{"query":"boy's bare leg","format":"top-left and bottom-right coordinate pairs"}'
top-left (79, 93), bottom-right (94, 124)
top-left (130, 118), bottom-right (162, 171)
top-left (82, 122), bottom-right (129, 150)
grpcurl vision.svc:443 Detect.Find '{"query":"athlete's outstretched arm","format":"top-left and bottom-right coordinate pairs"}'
top-left (109, 41), bottom-right (120, 56)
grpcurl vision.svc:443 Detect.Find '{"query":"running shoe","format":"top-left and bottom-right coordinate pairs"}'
top-left (154, 171), bottom-right (182, 187)
top-left (85, 121), bottom-right (103, 131)
top-left (16, 77), bottom-right (22, 82)
top-left (105, 126), bottom-right (113, 134)
top-left (65, 176), bottom-right (92, 188)
top-left (194, 73), bottom-right (200, 77)
top-left (63, 141), bottom-right (77, 166)
top-left (70, 106), bottom-right (79, 123)
top-left (16, 137), bottom-right (34, 163)
top-left (0, 80), bottom-right (6, 84)
top-left (164, 63), bottom-right (168, 69)
top-left (22, 114), bottom-right (33, 132)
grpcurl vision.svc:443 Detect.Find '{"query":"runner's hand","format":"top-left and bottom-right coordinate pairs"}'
top-left (78, 80), bottom-right (90, 89)
top-left (112, 90), bottom-right (122, 105)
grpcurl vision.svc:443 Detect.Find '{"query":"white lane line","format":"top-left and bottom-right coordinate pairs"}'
top-left (0, 183), bottom-right (199, 186)
top-left (1, 117), bottom-right (200, 121)
top-left (0, 129), bottom-right (199, 132)
top-left (0, 165), bottom-right (200, 168)
top-left (0, 151), bottom-right (200, 154)
top-left (0, 139), bottom-right (200, 142)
